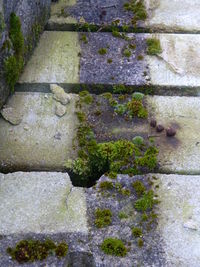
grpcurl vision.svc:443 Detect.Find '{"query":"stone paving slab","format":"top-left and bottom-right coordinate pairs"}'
top-left (19, 31), bottom-right (200, 90)
top-left (147, 96), bottom-right (200, 174)
top-left (0, 92), bottom-right (78, 172)
top-left (153, 174), bottom-right (200, 266)
top-left (0, 172), bottom-right (88, 235)
top-left (47, 0), bottom-right (200, 33)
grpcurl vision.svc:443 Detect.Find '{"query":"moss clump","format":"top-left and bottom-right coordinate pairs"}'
top-left (107, 58), bottom-right (113, 64)
top-left (76, 112), bottom-right (86, 122)
top-left (132, 227), bottom-right (142, 237)
top-left (127, 98), bottom-right (148, 119)
top-left (95, 208), bottom-right (112, 228)
top-left (121, 188), bottom-right (131, 196)
top-left (98, 48), bottom-right (107, 55)
top-left (79, 90), bottom-right (93, 105)
top-left (108, 171), bottom-right (117, 179)
top-left (137, 238), bottom-right (144, 247)
top-left (123, 49), bottom-right (131, 57)
top-left (132, 180), bottom-right (146, 197)
top-left (7, 239), bottom-right (68, 263)
top-left (137, 54), bottom-right (144, 60)
top-left (101, 238), bottom-right (127, 257)
top-left (134, 190), bottom-right (158, 212)
top-left (100, 181), bottom-right (113, 190)
top-left (114, 104), bottom-right (127, 115)
top-left (146, 38), bottom-right (162, 55)
top-left (132, 92), bottom-right (144, 101)
top-left (129, 43), bottom-right (136, 50)
top-left (124, 0), bottom-right (147, 23)
top-left (55, 242), bottom-right (68, 258)
top-left (132, 136), bottom-right (144, 146)
top-left (118, 212), bottom-right (129, 219)
top-left (80, 34), bottom-right (88, 44)
top-left (113, 84), bottom-right (126, 94)
top-left (4, 13), bottom-right (24, 92)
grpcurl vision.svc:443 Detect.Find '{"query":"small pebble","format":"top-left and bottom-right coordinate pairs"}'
top-left (156, 125), bottom-right (164, 132)
top-left (150, 119), bottom-right (157, 128)
top-left (166, 127), bottom-right (176, 137)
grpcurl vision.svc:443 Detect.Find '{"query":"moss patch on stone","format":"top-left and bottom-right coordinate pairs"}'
top-left (95, 208), bottom-right (112, 228)
top-left (101, 238), bottom-right (127, 257)
top-left (146, 38), bottom-right (162, 55)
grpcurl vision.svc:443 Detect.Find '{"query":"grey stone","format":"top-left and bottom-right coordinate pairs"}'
top-left (0, 106), bottom-right (23, 125)
top-left (50, 84), bottom-right (71, 105)
top-left (0, 171), bottom-right (88, 235)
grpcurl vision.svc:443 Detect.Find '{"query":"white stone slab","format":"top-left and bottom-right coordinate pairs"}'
top-left (19, 31), bottom-right (80, 83)
top-left (0, 172), bottom-right (88, 235)
top-left (147, 96), bottom-right (200, 174)
top-left (145, 0), bottom-right (200, 33)
top-left (146, 34), bottom-right (200, 87)
top-left (0, 92), bottom-right (78, 171)
top-left (154, 174), bottom-right (200, 266)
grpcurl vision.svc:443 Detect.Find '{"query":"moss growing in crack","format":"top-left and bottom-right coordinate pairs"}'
top-left (98, 48), bottom-right (107, 55)
top-left (4, 13), bottom-right (24, 91)
top-left (146, 38), bottom-right (162, 55)
top-left (80, 34), bottom-right (88, 44)
top-left (101, 238), bottom-right (127, 257)
top-left (95, 208), bottom-right (112, 228)
top-left (124, 0), bottom-right (147, 24)
top-left (7, 239), bottom-right (68, 263)
top-left (79, 90), bottom-right (93, 105)
top-left (134, 190), bottom-right (158, 212)
top-left (132, 227), bottom-right (143, 237)
top-left (132, 180), bottom-right (146, 197)
top-left (113, 84), bottom-right (126, 94)
top-left (76, 112), bottom-right (86, 122)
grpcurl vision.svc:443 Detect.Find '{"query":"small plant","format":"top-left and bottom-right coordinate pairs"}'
top-left (146, 38), bottom-right (162, 55)
top-left (98, 48), bottom-right (107, 55)
top-left (132, 180), bottom-right (146, 197)
top-left (123, 48), bottom-right (131, 57)
top-left (107, 58), bottom-right (113, 64)
top-left (76, 112), bottom-right (86, 122)
top-left (99, 181), bottom-right (113, 190)
top-left (132, 92), bottom-right (144, 101)
top-left (127, 99), bottom-right (148, 119)
top-left (108, 171), bottom-right (117, 179)
top-left (134, 190), bottom-right (157, 212)
top-left (129, 43), bottom-right (136, 50)
top-left (137, 54), bottom-right (144, 60)
top-left (137, 238), bottom-right (144, 247)
top-left (132, 136), bottom-right (144, 146)
top-left (95, 208), bottom-right (112, 228)
top-left (124, 0), bottom-right (147, 23)
top-left (7, 239), bottom-right (68, 263)
top-left (113, 84), bottom-right (126, 94)
top-left (80, 34), bottom-right (88, 44)
top-left (132, 227), bottom-right (142, 237)
top-left (101, 238), bottom-right (127, 257)
top-left (121, 188), bottom-right (131, 196)
top-left (79, 90), bottom-right (93, 104)
top-left (118, 212), bottom-right (129, 219)
top-left (114, 104), bottom-right (127, 115)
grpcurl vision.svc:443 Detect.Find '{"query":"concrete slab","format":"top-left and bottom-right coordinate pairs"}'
top-left (47, 0), bottom-right (200, 33)
top-left (147, 34), bottom-right (200, 88)
top-left (147, 96), bottom-right (200, 174)
top-left (154, 174), bottom-right (200, 266)
top-left (19, 31), bottom-right (81, 83)
top-left (145, 0), bottom-right (200, 33)
top-left (0, 172), bottom-right (88, 235)
top-left (0, 92), bottom-right (78, 172)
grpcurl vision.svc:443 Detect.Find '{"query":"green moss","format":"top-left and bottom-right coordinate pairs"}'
top-left (118, 212), bottom-right (129, 219)
top-left (129, 43), bottom-right (136, 50)
top-left (79, 90), bottom-right (90, 97)
top-left (101, 92), bottom-right (113, 100)
top-left (141, 212), bottom-right (148, 222)
top-left (146, 38), bottom-right (162, 55)
top-left (136, 146), bottom-right (158, 171)
top-left (132, 227), bottom-right (142, 237)
top-left (108, 171), bottom-right (117, 179)
top-left (137, 54), bottom-right (144, 60)
top-left (132, 92), bottom-right (144, 101)
top-left (4, 13), bottom-right (24, 92)
top-left (127, 99), bottom-right (148, 119)
top-left (114, 104), bottom-right (127, 115)
top-left (55, 242), bottom-right (68, 258)
top-left (132, 136), bottom-right (144, 146)
top-left (113, 84), bottom-right (126, 94)
top-left (79, 91), bottom-right (93, 104)
top-left (95, 208), bottom-right (112, 228)
top-left (134, 190), bottom-right (157, 212)
top-left (123, 49), bottom-right (131, 57)
top-left (121, 188), bottom-right (131, 196)
top-left (80, 34), bottom-right (88, 44)
top-left (124, 0), bottom-right (147, 23)
top-left (98, 48), bottom-right (107, 55)
top-left (137, 238), bottom-right (144, 247)
top-left (7, 239), bottom-right (68, 263)
top-left (132, 180), bottom-right (146, 197)
top-left (107, 58), bottom-right (113, 64)
top-left (100, 181), bottom-right (113, 190)
top-left (76, 112), bottom-right (86, 122)
top-left (101, 238), bottom-right (127, 257)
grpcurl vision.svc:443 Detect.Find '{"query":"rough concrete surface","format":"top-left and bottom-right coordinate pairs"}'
top-left (154, 174), bottom-right (200, 267)
top-left (19, 31), bottom-right (81, 83)
top-left (147, 96), bottom-right (200, 174)
top-left (0, 91), bottom-right (78, 171)
top-left (0, 172), bottom-right (88, 235)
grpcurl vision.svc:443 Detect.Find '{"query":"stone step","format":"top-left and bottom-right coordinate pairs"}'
top-left (0, 172), bottom-right (200, 266)
top-left (0, 92), bottom-right (200, 175)
top-left (47, 0), bottom-right (200, 33)
top-left (18, 31), bottom-right (200, 94)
